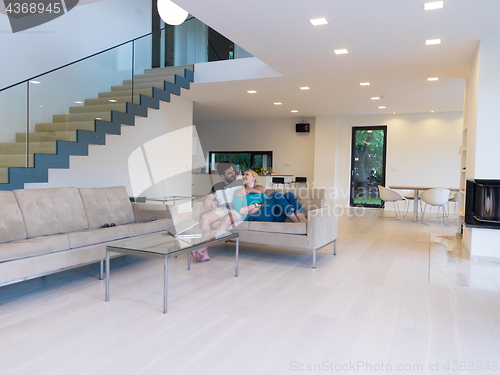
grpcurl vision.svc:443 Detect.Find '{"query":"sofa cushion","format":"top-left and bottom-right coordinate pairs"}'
top-left (127, 218), bottom-right (171, 237)
top-left (0, 191), bottom-right (27, 244)
top-left (247, 221), bottom-right (307, 235)
top-left (67, 225), bottom-right (130, 249)
top-left (14, 187), bottom-right (89, 238)
top-left (79, 186), bottom-right (135, 229)
top-left (0, 234), bottom-right (71, 262)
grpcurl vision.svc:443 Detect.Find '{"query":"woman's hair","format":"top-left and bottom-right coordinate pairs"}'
top-left (245, 170), bottom-right (260, 187)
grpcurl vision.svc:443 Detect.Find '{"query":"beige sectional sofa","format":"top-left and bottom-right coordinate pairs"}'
top-left (0, 186), bottom-right (177, 287)
top-left (193, 188), bottom-right (337, 268)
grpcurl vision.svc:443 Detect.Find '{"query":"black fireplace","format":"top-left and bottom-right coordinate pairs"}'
top-left (465, 179), bottom-right (500, 229)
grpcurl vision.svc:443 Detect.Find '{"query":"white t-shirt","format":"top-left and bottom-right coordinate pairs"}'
top-left (210, 179), bottom-right (243, 210)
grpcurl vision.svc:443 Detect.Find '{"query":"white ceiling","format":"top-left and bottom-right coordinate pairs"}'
top-left (173, 0), bottom-right (500, 122)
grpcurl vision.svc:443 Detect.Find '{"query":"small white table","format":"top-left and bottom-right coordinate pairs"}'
top-left (389, 185), bottom-right (459, 223)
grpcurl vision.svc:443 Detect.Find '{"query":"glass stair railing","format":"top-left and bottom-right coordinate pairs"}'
top-left (0, 16), bottom-right (251, 190)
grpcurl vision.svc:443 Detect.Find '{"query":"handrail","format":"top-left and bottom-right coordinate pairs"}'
top-left (0, 16), bottom-right (195, 93)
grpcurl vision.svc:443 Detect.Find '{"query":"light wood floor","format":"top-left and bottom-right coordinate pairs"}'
top-left (1, 210), bottom-right (500, 374)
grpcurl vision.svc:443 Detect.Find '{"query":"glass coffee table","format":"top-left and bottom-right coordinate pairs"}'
top-left (105, 230), bottom-right (239, 313)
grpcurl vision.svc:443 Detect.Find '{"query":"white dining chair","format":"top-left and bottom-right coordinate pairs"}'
top-left (376, 185), bottom-right (405, 219)
top-left (420, 188), bottom-right (451, 226)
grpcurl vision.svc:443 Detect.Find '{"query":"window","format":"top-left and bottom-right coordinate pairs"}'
top-left (208, 151), bottom-right (273, 174)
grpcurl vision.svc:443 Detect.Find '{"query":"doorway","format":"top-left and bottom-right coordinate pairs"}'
top-left (350, 126), bottom-right (387, 207)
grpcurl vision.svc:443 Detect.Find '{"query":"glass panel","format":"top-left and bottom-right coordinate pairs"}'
top-left (352, 129), bottom-right (385, 206)
top-left (159, 17), bottom-right (252, 66)
top-left (0, 83), bottom-right (28, 182)
top-left (107, 231), bottom-right (236, 255)
top-left (28, 43), bottom-right (133, 159)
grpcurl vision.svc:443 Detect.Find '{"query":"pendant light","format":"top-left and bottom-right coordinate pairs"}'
top-left (157, 0), bottom-right (189, 25)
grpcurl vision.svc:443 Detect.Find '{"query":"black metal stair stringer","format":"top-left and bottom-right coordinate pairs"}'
top-left (0, 68), bottom-right (194, 191)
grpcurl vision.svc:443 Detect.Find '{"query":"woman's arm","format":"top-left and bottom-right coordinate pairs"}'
top-left (233, 195), bottom-right (247, 214)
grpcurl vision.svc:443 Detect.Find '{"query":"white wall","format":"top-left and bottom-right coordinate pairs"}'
top-left (462, 38), bottom-right (500, 260)
top-left (0, 0), bottom-right (151, 89)
top-left (474, 38), bottom-right (500, 180)
top-left (194, 117), bottom-right (316, 181)
top-left (332, 112), bottom-right (463, 208)
top-left (25, 96), bottom-right (194, 206)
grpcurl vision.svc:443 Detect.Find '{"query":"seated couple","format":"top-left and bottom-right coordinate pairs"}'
top-left (192, 162), bottom-right (307, 261)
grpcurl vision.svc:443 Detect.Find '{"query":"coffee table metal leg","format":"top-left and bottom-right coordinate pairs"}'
top-left (105, 250), bottom-right (110, 302)
top-left (235, 237), bottom-right (239, 277)
top-left (164, 256), bottom-right (168, 314)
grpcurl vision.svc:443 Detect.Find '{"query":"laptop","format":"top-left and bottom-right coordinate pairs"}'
top-left (166, 218), bottom-right (200, 238)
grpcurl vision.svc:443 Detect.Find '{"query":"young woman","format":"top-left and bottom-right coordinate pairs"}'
top-left (233, 170), bottom-right (307, 223)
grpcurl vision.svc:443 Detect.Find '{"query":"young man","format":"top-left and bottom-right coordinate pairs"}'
top-left (194, 162), bottom-right (266, 261)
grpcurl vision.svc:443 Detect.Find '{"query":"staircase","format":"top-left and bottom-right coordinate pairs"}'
top-left (0, 65), bottom-right (194, 190)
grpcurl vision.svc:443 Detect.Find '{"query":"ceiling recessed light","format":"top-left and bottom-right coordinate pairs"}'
top-left (309, 18), bottom-right (328, 26)
top-left (109, 99), bottom-right (117, 102)
top-left (359, 82), bottom-right (370, 86)
top-left (300, 87), bottom-right (310, 90)
top-left (274, 102), bottom-right (282, 105)
top-left (291, 110), bottom-right (298, 113)
top-left (427, 77), bottom-right (439, 81)
top-left (423, 1), bottom-right (444, 11)
top-left (334, 49), bottom-right (348, 55)
top-left (371, 97), bottom-right (380, 100)
top-left (378, 106), bottom-right (386, 109)
top-left (95, 117), bottom-right (102, 120)
top-left (393, 112), bottom-right (396, 115)
top-left (425, 39), bottom-right (441, 45)
top-left (247, 90), bottom-right (257, 94)
top-left (75, 101), bottom-right (83, 104)
top-left (431, 110), bottom-right (434, 113)
top-left (29, 80), bottom-right (41, 84)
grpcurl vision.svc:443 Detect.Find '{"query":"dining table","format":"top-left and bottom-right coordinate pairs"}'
top-left (388, 185), bottom-right (459, 223)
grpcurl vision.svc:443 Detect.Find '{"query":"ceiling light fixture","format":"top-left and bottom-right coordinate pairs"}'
top-left (427, 77), bottom-right (439, 81)
top-left (393, 112), bottom-right (396, 115)
top-left (109, 99), bottom-right (117, 102)
top-left (378, 106), bottom-right (386, 109)
top-left (157, 0), bottom-right (189, 25)
top-left (75, 101), bottom-right (83, 104)
top-left (423, 1), bottom-right (444, 11)
top-left (431, 110), bottom-right (434, 112)
top-left (274, 102), bottom-right (282, 105)
top-left (371, 97), bottom-right (380, 100)
top-left (29, 80), bottom-right (41, 84)
top-left (291, 110), bottom-right (298, 113)
top-left (300, 87), bottom-right (310, 90)
top-left (309, 17), bottom-right (328, 26)
top-left (334, 49), bottom-right (348, 55)
top-left (425, 39), bottom-right (441, 45)
top-left (359, 82), bottom-right (370, 86)
top-left (247, 90), bottom-right (257, 94)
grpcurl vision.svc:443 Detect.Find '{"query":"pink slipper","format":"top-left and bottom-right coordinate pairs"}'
top-left (191, 250), bottom-right (199, 259)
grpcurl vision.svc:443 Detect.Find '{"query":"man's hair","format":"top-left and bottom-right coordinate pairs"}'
top-left (216, 161), bottom-right (234, 176)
